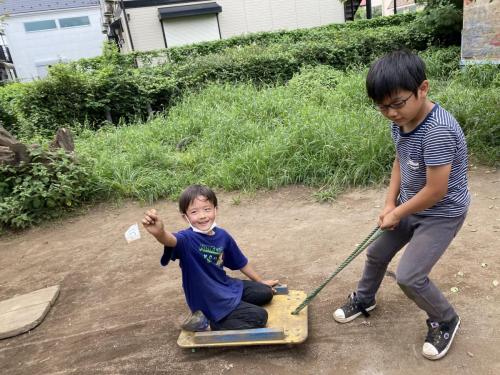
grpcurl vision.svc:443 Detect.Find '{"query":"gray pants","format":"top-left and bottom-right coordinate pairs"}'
top-left (356, 213), bottom-right (466, 322)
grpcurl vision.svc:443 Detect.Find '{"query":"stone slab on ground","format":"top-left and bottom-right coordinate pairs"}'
top-left (0, 285), bottom-right (60, 339)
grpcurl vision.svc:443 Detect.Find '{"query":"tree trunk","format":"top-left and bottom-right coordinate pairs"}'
top-left (0, 125), bottom-right (29, 165)
top-left (0, 125), bottom-right (75, 166)
top-left (49, 128), bottom-right (75, 153)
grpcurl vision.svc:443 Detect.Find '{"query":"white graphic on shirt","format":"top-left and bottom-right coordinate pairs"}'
top-left (407, 159), bottom-right (420, 170)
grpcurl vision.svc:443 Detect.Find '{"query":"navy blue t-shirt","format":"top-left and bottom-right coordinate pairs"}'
top-left (161, 227), bottom-right (248, 322)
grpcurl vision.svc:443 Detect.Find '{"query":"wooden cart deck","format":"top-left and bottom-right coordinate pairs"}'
top-left (177, 289), bottom-right (308, 348)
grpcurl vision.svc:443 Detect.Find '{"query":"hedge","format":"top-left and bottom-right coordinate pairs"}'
top-left (0, 15), bottom-right (435, 137)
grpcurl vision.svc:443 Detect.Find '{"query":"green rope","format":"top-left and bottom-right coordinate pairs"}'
top-left (291, 226), bottom-right (384, 315)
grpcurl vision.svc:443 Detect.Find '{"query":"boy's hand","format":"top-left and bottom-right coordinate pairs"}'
top-left (379, 210), bottom-right (400, 230)
top-left (261, 279), bottom-right (280, 293)
top-left (377, 204), bottom-right (396, 226)
top-left (378, 204), bottom-right (398, 229)
top-left (142, 209), bottom-right (165, 239)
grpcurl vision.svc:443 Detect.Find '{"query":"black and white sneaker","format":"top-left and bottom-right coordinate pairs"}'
top-left (333, 292), bottom-right (376, 323)
top-left (422, 315), bottom-right (461, 360)
top-left (181, 310), bottom-right (209, 332)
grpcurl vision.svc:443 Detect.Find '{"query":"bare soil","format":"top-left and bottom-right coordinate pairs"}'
top-left (0, 167), bottom-right (499, 375)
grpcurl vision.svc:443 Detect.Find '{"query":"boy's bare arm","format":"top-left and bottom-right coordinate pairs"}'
top-left (240, 263), bottom-right (279, 288)
top-left (381, 164), bottom-right (451, 229)
top-left (378, 157), bottom-right (401, 226)
top-left (142, 209), bottom-right (177, 247)
top-left (385, 157), bottom-right (401, 208)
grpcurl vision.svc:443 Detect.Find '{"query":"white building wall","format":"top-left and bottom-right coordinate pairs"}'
top-left (3, 6), bottom-right (105, 81)
top-left (319, 0), bottom-right (345, 25)
top-left (122, 0), bottom-right (345, 52)
top-left (217, 0), bottom-right (345, 38)
top-left (269, 1), bottom-right (297, 30)
top-left (126, 7), bottom-right (166, 51)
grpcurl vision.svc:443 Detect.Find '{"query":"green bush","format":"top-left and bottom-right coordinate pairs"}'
top-left (435, 64), bottom-right (500, 164)
top-left (0, 82), bottom-right (27, 134)
top-left (0, 149), bottom-right (100, 229)
top-left (3, 54), bottom-right (496, 229)
top-left (420, 46), bottom-right (461, 79)
top-left (173, 44), bottom-right (300, 89)
top-left (11, 65), bottom-right (93, 137)
top-left (288, 65), bottom-right (343, 93)
top-left (159, 13), bottom-right (417, 64)
top-left (75, 62), bottom-right (498, 205)
top-left (437, 88), bottom-right (499, 164)
top-left (1, 45), bottom-right (179, 137)
top-left (75, 71), bottom-right (395, 202)
top-left (0, 14), bottom-right (437, 137)
top-left (452, 63), bottom-right (500, 88)
top-left (410, 2), bottom-right (462, 46)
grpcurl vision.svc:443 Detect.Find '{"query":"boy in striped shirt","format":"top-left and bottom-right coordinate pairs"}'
top-left (333, 50), bottom-right (470, 360)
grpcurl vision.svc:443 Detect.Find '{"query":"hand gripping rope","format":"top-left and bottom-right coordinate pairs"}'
top-left (291, 226), bottom-right (385, 315)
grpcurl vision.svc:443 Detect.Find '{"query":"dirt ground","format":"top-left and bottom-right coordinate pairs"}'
top-left (0, 167), bottom-right (498, 375)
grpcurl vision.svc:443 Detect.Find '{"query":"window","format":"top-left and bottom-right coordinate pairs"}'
top-left (162, 15), bottom-right (220, 48)
top-left (24, 20), bottom-right (57, 32)
top-left (59, 16), bottom-right (90, 28)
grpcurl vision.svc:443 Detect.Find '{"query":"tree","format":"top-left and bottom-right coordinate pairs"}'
top-left (412, 0), bottom-right (463, 46)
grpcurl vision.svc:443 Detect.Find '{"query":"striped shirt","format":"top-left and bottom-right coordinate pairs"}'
top-left (391, 104), bottom-right (470, 217)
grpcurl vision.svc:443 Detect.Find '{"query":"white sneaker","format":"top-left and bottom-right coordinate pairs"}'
top-left (333, 292), bottom-right (376, 323)
top-left (422, 315), bottom-right (461, 360)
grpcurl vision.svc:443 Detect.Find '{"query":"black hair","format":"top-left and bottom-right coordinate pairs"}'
top-left (366, 49), bottom-right (427, 103)
top-left (178, 185), bottom-right (218, 214)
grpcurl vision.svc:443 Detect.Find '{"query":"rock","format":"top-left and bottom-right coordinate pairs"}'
top-left (450, 287), bottom-right (459, 293)
top-left (493, 280), bottom-right (499, 287)
top-left (467, 351), bottom-right (474, 357)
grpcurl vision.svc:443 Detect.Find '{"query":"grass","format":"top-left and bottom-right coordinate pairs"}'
top-left (77, 68), bottom-right (392, 202)
top-left (76, 64), bottom-right (499, 203)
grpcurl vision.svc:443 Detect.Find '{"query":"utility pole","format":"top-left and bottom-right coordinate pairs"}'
top-left (119, 0), bottom-right (134, 51)
top-left (394, 0), bottom-right (397, 14)
top-left (366, 0), bottom-right (372, 19)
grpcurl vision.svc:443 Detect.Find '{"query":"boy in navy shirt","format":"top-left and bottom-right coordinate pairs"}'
top-left (142, 185), bottom-right (279, 331)
top-left (333, 50), bottom-right (470, 360)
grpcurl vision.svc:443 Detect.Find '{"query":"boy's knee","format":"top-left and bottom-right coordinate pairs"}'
top-left (366, 244), bottom-right (391, 265)
top-left (396, 272), bottom-right (413, 287)
top-left (255, 307), bottom-right (268, 328)
top-left (250, 283), bottom-right (273, 305)
top-left (396, 272), bottom-right (426, 293)
top-left (262, 287), bottom-right (273, 304)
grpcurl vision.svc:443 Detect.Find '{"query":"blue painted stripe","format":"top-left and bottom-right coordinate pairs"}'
top-left (194, 327), bottom-right (285, 344)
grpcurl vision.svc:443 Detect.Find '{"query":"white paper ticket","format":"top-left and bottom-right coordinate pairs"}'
top-left (125, 223), bottom-right (141, 243)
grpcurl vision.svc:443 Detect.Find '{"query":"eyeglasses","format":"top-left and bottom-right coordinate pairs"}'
top-left (374, 93), bottom-right (414, 111)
